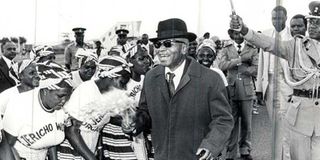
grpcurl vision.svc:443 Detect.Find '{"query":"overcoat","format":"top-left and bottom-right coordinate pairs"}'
top-left (138, 57), bottom-right (233, 160)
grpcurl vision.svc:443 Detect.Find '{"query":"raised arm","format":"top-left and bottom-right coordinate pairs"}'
top-left (230, 15), bottom-right (291, 60)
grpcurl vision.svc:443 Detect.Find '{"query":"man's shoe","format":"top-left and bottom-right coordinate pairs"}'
top-left (241, 154), bottom-right (253, 160)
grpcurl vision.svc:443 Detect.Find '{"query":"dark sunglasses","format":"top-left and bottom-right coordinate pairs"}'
top-left (154, 40), bottom-right (185, 49)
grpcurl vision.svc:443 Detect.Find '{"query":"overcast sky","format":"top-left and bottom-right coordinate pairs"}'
top-left (0, 0), bottom-right (314, 45)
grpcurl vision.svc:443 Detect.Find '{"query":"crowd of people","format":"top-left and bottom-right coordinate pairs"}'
top-left (0, 1), bottom-right (319, 160)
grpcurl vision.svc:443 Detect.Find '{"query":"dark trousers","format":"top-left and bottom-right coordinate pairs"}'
top-left (226, 99), bottom-right (253, 159)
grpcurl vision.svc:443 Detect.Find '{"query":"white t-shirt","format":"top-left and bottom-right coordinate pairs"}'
top-left (70, 71), bottom-right (84, 89)
top-left (0, 86), bottom-right (18, 116)
top-left (3, 88), bottom-right (66, 160)
top-left (126, 76), bottom-right (144, 103)
top-left (63, 80), bottom-right (133, 152)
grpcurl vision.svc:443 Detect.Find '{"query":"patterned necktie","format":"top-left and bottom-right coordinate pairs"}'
top-left (9, 65), bottom-right (19, 85)
top-left (166, 72), bottom-right (175, 98)
top-left (237, 44), bottom-right (242, 54)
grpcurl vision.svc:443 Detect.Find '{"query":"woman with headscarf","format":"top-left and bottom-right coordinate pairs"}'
top-left (99, 45), bottom-right (153, 160)
top-left (196, 39), bottom-right (228, 87)
top-left (0, 59), bottom-right (40, 119)
top-left (70, 50), bottom-right (97, 88)
top-left (56, 50), bottom-right (97, 159)
top-left (0, 62), bottom-right (73, 160)
top-left (60, 55), bottom-right (133, 160)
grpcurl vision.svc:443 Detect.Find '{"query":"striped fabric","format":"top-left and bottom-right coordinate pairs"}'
top-left (56, 139), bottom-right (85, 160)
top-left (101, 120), bottom-right (137, 160)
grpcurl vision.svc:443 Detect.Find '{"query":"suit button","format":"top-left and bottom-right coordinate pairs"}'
top-left (315, 101), bottom-right (319, 105)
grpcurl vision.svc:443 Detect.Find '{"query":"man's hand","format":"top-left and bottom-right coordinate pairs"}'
top-left (230, 15), bottom-right (249, 35)
top-left (196, 148), bottom-right (214, 160)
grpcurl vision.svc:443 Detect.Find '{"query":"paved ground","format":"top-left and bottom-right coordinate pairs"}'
top-left (251, 104), bottom-right (272, 160)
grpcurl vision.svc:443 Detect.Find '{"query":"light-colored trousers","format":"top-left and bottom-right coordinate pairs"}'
top-left (265, 73), bottom-right (292, 160)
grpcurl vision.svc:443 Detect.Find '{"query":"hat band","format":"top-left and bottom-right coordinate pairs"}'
top-left (306, 15), bottom-right (320, 19)
top-left (157, 30), bottom-right (188, 39)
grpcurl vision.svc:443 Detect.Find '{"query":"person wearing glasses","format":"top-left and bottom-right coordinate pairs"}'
top-left (230, 1), bottom-right (320, 159)
top-left (129, 18), bottom-right (233, 160)
top-left (218, 29), bottom-right (259, 160)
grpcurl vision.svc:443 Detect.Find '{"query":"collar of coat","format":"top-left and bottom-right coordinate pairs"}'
top-left (152, 56), bottom-right (201, 78)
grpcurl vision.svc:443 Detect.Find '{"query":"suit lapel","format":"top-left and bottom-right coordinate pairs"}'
top-left (0, 58), bottom-right (15, 85)
top-left (173, 58), bottom-right (200, 97)
top-left (153, 66), bottom-right (170, 104)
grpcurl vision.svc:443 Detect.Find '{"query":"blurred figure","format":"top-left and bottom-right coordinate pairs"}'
top-left (187, 40), bottom-right (198, 59)
top-left (141, 33), bottom-right (155, 59)
top-left (94, 40), bottom-right (104, 57)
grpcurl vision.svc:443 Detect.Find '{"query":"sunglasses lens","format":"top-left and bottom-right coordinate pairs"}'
top-left (163, 40), bottom-right (172, 48)
top-left (154, 41), bottom-right (161, 49)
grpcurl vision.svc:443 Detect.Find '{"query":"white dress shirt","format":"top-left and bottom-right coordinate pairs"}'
top-left (165, 60), bottom-right (186, 90)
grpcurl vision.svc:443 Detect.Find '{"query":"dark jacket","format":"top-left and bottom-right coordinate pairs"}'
top-left (138, 57), bottom-right (233, 160)
top-left (0, 57), bottom-right (15, 93)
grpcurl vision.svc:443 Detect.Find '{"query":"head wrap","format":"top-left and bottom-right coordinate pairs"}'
top-left (33, 45), bottom-right (54, 58)
top-left (37, 62), bottom-right (73, 90)
top-left (75, 49), bottom-right (98, 68)
top-left (108, 45), bottom-right (124, 56)
top-left (11, 59), bottom-right (34, 79)
top-left (97, 55), bottom-right (132, 79)
top-left (197, 39), bottom-right (216, 54)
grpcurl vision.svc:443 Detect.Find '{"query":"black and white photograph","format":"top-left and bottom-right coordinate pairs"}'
top-left (0, 0), bottom-right (318, 159)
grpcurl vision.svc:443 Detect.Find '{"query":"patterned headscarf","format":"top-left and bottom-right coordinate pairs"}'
top-left (75, 49), bottom-right (98, 68)
top-left (32, 45), bottom-right (55, 61)
top-left (197, 39), bottom-right (217, 55)
top-left (37, 62), bottom-right (73, 90)
top-left (97, 55), bottom-right (132, 79)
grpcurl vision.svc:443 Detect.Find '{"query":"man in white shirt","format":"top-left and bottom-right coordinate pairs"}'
top-left (255, 6), bottom-right (293, 160)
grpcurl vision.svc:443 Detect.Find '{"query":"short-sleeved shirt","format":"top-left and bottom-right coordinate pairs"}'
top-left (0, 86), bottom-right (18, 116)
top-left (3, 88), bottom-right (66, 160)
top-left (64, 42), bottom-right (90, 71)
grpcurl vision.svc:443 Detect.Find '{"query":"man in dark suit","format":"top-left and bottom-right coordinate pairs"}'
top-left (218, 29), bottom-right (259, 160)
top-left (133, 18), bottom-right (233, 160)
top-left (0, 41), bottom-right (18, 93)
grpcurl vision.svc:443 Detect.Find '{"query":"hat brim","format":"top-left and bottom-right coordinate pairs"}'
top-left (305, 15), bottom-right (320, 19)
top-left (149, 32), bottom-right (197, 43)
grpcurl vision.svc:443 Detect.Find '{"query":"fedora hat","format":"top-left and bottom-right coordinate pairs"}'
top-left (149, 18), bottom-right (196, 42)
